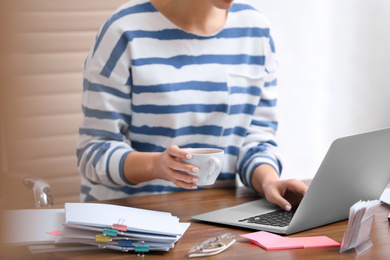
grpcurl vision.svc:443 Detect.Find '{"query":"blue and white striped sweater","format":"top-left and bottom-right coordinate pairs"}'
top-left (77, 0), bottom-right (281, 202)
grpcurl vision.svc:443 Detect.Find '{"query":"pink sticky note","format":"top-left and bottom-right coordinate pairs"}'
top-left (240, 231), bottom-right (340, 250)
top-left (292, 236), bottom-right (341, 248)
top-left (45, 230), bottom-right (62, 237)
top-left (241, 231), bottom-right (304, 250)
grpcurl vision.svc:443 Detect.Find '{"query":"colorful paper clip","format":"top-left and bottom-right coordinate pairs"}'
top-left (135, 241), bottom-right (149, 257)
top-left (96, 234), bottom-right (111, 243)
top-left (103, 228), bottom-right (118, 237)
top-left (135, 244), bottom-right (149, 253)
top-left (112, 223), bottom-right (127, 232)
top-left (118, 240), bottom-right (133, 247)
top-left (112, 219), bottom-right (127, 232)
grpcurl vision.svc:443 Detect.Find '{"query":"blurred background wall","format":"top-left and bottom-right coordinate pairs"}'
top-left (1, 0), bottom-right (389, 207)
top-left (0, 0), bottom-right (124, 209)
top-left (251, 0), bottom-right (390, 180)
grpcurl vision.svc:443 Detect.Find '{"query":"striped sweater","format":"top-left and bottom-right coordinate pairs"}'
top-left (77, 0), bottom-right (281, 202)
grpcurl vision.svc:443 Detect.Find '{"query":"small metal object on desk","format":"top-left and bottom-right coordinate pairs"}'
top-left (187, 232), bottom-right (236, 257)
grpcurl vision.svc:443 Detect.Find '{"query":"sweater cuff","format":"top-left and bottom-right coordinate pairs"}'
top-left (245, 156), bottom-right (281, 190)
top-left (107, 148), bottom-right (132, 186)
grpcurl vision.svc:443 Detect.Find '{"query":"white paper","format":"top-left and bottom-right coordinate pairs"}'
top-left (65, 203), bottom-right (181, 236)
top-left (380, 188), bottom-right (390, 205)
top-left (28, 244), bottom-right (98, 254)
top-left (58, 238), bottom-right (171, 252)
top-left (52, 222), bottom-right (190, 253)
top-left (1, 208), bottom-right (64, 245)
top-left (60, 223), bottom-right (180, 242)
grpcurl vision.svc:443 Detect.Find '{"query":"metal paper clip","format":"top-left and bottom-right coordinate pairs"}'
top-left (187, 232), bottom-right (236, 257)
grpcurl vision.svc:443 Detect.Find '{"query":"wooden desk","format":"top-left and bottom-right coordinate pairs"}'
top-left (50, 186), bottom-right (390, 259)
top-left (3, 186), bottom-right (390, 259)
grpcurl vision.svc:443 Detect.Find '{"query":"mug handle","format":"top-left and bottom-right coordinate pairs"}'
top-left (207, 157), bottom-right (221, 179)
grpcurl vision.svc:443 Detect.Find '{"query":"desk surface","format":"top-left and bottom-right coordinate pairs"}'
top-left (5, 186), bottom-right (390, 259)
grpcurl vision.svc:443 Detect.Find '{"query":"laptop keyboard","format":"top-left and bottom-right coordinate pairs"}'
top-left (238, 209), bottom-right (295, 227)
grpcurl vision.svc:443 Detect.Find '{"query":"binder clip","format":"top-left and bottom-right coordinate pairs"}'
top-left (117, 240), bottom-right (133, 253)
top-left (135, 241), bottom-right (149, 257)
top-left (103, 228), bottom-right (118, 237)
top-left (118, 240), bottom-right (133, 247)
top-left (96, 234), bottom-right (112, 243)
top-left (112, 219), bottom-right (127, 232)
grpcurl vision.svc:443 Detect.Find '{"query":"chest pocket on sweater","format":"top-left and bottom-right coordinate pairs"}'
top-left (224, 72), bottom-right (267, 132)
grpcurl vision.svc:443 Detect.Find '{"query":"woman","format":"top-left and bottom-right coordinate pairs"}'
top-left (77, 0), bottom-right (307, 211)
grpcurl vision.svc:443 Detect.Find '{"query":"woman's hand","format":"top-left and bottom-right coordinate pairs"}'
top-left (252, 164), bottom-right (308, 211)
top-left (124, 145), bottom-right (199, 189)
top-left (154, 145), bottom-right (200, 189)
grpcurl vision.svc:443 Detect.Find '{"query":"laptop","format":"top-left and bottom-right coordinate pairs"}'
top-left (192, 128), bottom-right (390, 235)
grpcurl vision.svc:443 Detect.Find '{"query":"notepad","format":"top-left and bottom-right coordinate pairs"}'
top-left (240, 231), bottom-right (340, 250)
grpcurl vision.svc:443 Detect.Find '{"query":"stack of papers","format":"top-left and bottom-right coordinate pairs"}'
top-left (59, 203), bottom-right (190, 252)
top-left (1, 203), bottom-right (190, 254)
top-left (340, 200), bottom-right (380, 252)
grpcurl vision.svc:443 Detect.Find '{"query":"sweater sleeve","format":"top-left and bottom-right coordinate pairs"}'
top-left (76, 17), bottom-right (134, 188)
top-left (236, 32), bottom-right (282, 190)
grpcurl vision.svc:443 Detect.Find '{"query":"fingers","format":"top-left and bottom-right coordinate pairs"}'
top-left (165, 145), bottom-right (199, 173)
top-left (160, 145), bottom-right (199, 189)
top-left (165, 155), bottom-right (199, 175)
top-left (166, 166), bottom-right (199, 188)
top-left (172, 172), bottom-right (198, 190)
top-left (285, 179), bottom-right (308, 196)
top-left (264, 179), bottom-right (308, 212)
top-left (266, 188), bottom-right (292, 212)
top-left (166, 145), bottom-right (192, 160)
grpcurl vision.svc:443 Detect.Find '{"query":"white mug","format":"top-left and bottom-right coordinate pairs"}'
top-left (181, 148), bottom-right (224, 186)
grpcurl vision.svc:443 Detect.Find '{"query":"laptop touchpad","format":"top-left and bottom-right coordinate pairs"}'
top-left (227, 199), bottom-right (280, 214)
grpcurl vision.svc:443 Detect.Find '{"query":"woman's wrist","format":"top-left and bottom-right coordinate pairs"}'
top-left (252, 164), bottom-right (279, 195)
top-left (123, 152), bottom-right (159, 184)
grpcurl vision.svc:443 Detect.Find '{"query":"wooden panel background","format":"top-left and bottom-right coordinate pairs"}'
top-left (0, 0), bottom-right (125, 208)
